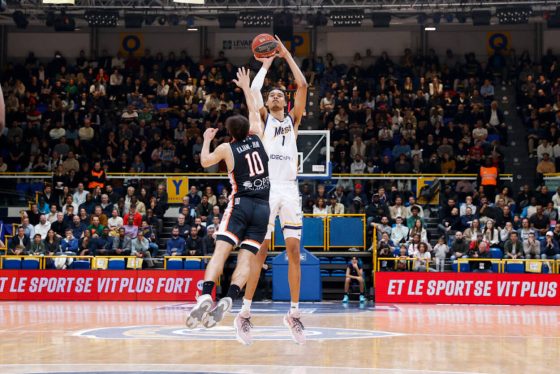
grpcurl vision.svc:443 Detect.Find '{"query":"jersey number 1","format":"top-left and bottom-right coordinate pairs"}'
top-left (245, 151), bottom-right (265, 177)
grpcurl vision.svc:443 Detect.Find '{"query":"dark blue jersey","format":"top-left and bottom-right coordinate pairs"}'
top-left (228, 135), bottom-right (270, 201)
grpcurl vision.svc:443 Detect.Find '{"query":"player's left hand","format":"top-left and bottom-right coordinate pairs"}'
top-left (203, 127), bottom-right (218, 141)
top-left (274, 35), bottom-right (289, 58)
top-left (232, 67), bottom-right (251, 90)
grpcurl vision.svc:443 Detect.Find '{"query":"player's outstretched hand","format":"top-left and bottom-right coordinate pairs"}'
top-left (274, 35), bottom-right (289, 58)
top-left (232, 67), bottom-right (251, 90)
top-left (255, 55), bottom-right (275, 70)
top-left (203, 127), bottom-right (218, 142)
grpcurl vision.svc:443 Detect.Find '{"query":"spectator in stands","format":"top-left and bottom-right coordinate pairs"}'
top-left (460, 207), bottom-right (477, 230)
top-left (107, 209), bottom-right (123, 236)
top-left (460, 195), bottom-right (477, 216)
top-left (433, 236), bottom-right (448, 272)
top-left (43, 229), bottom-right (60, 255)
top-left (27, 204), bottom-right (41, 225)
top-left (469, 241), bottom-right (493, 273)
top-left (46, 204), bottom-right (59, 223)
top-left (389, 196), bottom-right (407, 221)
top-left (541, 231), bottom-right (560, 260)
top-left (391, 216), bottom-right (409, 245)
top-left (123, 205), bottom-right (142, 227)
top-left (29, 234), bottom-right (46, 255)
top-left (313, 198), bottom-right (328, 215)
top-left (33, 214), bottom-right (51, 240)
top-left (139, 220), bottom-right (159, 257)
top-left (166, 227), bottom-right (186, 256)
top-left (9, 227), bottom-right (30, 255)
top-left (529, 206), bottom-right (550, 237)
top-left (51, 212), bottom-right (68, 238)
top-left (196, 195), bottom-right (213, 222)
top-left (524, 232), bottom-right (540, 259)
top-left (500, 221), bottom-right (516, 243)
top-left (409, 218), bottom-right (428, 243)
top-left (78, 232), bottom-right (91, 256)
top-left (327, 194), bottom-right (345, 215)
top-left (185, 226), bottom-right (204, 256)
top-left (112, 227), bottom-right (132, 256)
top-left (123, 216), bottom-right (138, 239)
top-left (438, 207), bottom-right (461, 241)
top-left (187, 185), bottom-right (201, 209)
top-left (406, 206), bottom-right (424, 229)
top-left (413, 242), bottom-right (431, 272)
top-left (482, 219), bottom-right (500, 248)
top-left (203, 225), bottom-right (216, 255)
top-left (131, 231), bottom-right (154, 268)
top-left (90, 227), bottom-right (113, 256)
top-left (503, 231), bottom-right (524, 259)
top-left (450, 231), bottom-right (469, 261)
top-left (87, 216), bottom-right (104, 238)
top-left (20, 217), bottom-right (35, 238)
top-left (73, 183), bottom-right (89, 206)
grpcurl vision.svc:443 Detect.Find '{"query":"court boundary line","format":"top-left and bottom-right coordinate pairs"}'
top-left (0, 363), bottom-right (489, 374)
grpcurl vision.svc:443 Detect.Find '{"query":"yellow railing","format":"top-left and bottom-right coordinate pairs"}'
top-left (0, 255), bottom-right (94, 270)
top-left (0, 255), bottom-right (160, 270)
top-left (376, 256), bottom-right (432, 272)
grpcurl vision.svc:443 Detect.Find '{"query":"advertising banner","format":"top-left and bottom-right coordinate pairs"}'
top-left (0, 270), bottom-right (206, 301)
top-left (376, 272), bottom-right (560, 305)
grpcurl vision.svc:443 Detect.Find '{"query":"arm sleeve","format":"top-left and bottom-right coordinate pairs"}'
top-left (250, 67), bottom-right (267, 108)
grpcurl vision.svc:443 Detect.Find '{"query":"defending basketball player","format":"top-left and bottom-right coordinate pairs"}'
top-left (238, 36), bottom-right (308, 345)
top-left (185, 68), bottom-right (270, 343)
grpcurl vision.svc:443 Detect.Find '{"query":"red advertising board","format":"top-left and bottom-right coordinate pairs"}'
top-left (376, 272), bottom-right (560, 305)
top-left (0, 270), bottom-right (207, 301)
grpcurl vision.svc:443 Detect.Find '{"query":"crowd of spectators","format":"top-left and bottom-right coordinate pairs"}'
top-left (311, 48), bottom-right (509, 177)
top-left (516, 48), bottom-right (560, 183)
top-left (2, 45), bottom-right (560, 275)
top-left (4, 181), bottom-right (222, 267)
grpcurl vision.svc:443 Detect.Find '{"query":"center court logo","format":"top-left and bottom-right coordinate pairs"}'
top-left (75, 325), bottom-right (402, 341)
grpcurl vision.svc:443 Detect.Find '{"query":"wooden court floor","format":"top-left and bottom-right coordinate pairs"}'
top-left (0, 301), bottom-right (558, 374)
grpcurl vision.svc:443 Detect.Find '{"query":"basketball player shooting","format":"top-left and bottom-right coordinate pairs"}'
top-left (185, 68), bottom-right (271, 345)
top-left (239, 35), bottom-right (308, 345)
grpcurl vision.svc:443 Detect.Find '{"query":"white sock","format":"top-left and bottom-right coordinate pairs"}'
top-left (241, 298), bottom-right (252, 313)
top-left (290, 302), bottom-right (299, 313)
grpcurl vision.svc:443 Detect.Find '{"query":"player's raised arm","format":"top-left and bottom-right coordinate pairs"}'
top-left (250, 56), bottom-right (275, 120)
top-left (233, 67), bottom-right (263, 138)
top-left (275, 35), bottom-right (308, 129)
top-left (201, 128), bottom-right (227, 168)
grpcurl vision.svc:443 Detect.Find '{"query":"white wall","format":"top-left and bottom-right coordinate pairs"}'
top-left (5, 24), bottom-right (539, 64)
top-left (428, 24), bottom-right (536, 60)
top-left (316, 29), bottom-right (418, 63)
top-left (8, 31), bottom-right (90, 59)
top-left (98, 28), bottom-right (201, 60)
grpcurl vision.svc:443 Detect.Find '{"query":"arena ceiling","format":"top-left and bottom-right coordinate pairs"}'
top-left (1, 0), bottom-right (559, 27)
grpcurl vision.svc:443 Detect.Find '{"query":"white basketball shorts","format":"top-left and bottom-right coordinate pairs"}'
top-left (265, 180), bottom-right (302, 240)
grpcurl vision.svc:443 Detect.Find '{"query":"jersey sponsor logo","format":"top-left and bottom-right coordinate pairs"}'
top-left (270, 154), bottom-right (293, 161)
top-left (242, 176), bottom-right (270, 191)
top-left (273, 125), bottom-right (292, 137)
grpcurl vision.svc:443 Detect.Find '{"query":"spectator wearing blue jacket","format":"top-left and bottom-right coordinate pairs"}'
top-left (60, 229), bottom-right (79, 253)
top-left (541, 231), bottom-right (560, 260)
top-left (166, 227), bottom-right (186, 256)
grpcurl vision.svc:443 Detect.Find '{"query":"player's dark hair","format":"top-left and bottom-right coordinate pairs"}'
top-left (266, 87), bottom-right (286, 100)
top-left (225, 115), bottom-right (250, 141)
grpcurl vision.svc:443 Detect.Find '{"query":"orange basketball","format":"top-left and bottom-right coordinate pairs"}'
top-left (251, 33), bottom-right (278, 58)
